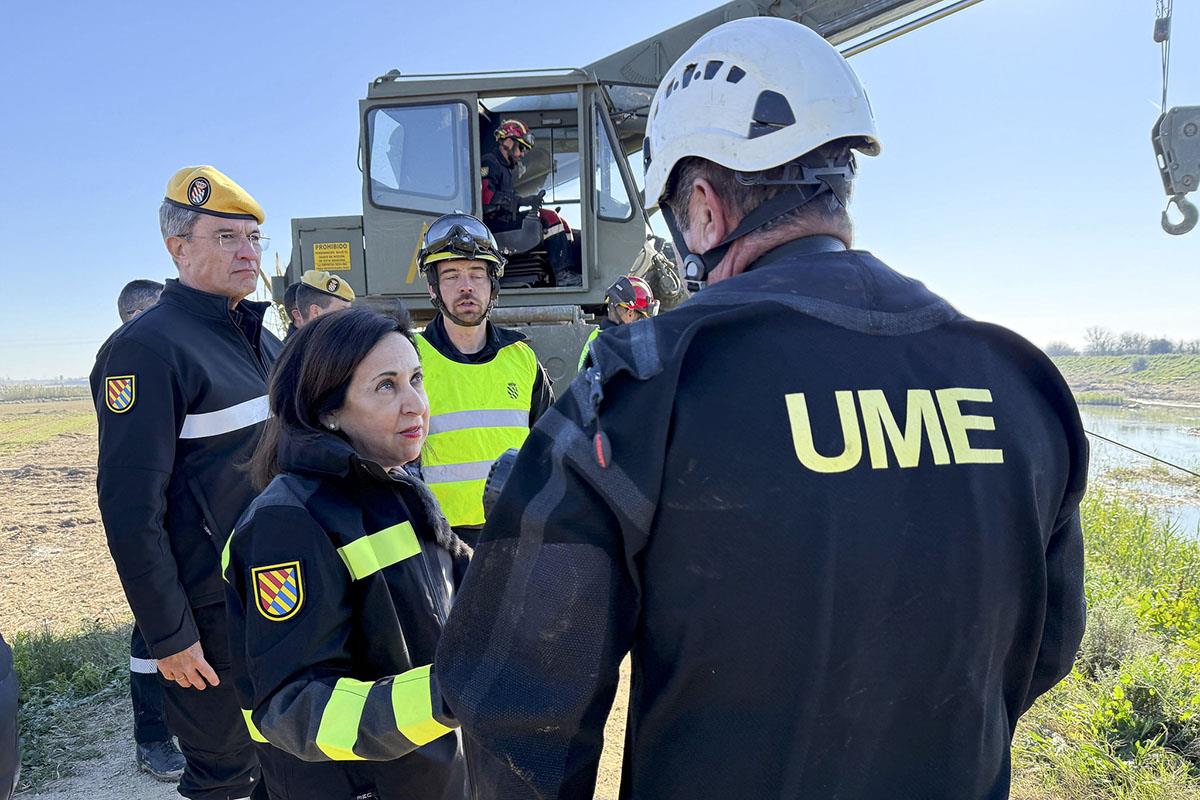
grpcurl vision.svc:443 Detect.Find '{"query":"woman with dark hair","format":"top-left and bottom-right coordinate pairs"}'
top-left (223, 307), bottom-right (472, 800)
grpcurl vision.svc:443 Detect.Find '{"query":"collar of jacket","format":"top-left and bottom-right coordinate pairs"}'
top-left (160, 278), bottom-right (271, 325)
top-left (422, 313), bottom-right (527, 365)
top-left (275, 425), bottom-right (469, 558)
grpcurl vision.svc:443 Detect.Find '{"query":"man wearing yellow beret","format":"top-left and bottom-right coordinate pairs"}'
top-left (90, 165), bottom-right (281, 800)
top-left (291, 269), bottom-right (354, 329)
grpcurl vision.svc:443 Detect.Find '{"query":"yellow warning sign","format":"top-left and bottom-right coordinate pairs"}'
top-left (312, 242), bottom-right (351, 272)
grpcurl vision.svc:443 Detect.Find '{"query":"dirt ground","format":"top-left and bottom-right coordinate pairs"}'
top-left (0, 399), bottom-right (628, 799)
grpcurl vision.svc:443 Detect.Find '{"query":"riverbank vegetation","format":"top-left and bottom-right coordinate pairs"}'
top-left (1012, 491), bottom-right (1200, 799)
top-left (1052, 355), bottom-right (1200, 405)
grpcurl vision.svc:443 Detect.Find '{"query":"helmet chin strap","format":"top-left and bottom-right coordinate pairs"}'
top-left (662, 156), bottom-right (856, 291)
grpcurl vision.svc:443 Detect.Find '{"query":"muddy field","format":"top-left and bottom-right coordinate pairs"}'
top-left (0, 399), bottom-right (627, 798)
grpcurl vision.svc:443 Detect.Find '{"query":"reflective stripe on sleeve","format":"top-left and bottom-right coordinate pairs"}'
top-left (335, 522), bottom-right (420, 581)
top-left (179, 395), bottom-right (270, 439)
top-left (426, 409), bottom-right (528, 436)
top-left (241, 709), bottom-right (268, 743)
top-left (393, 665), bottom-right (454, 746)
top-left (421, 460), bottom-right (494, 485)
top-left (315, 678), bottom-right (371, 761)
top-left (130, 656), bottom-right (158, 674)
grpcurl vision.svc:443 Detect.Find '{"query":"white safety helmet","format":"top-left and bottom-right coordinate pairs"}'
top-left (642, 17), bottom-right (881, 210)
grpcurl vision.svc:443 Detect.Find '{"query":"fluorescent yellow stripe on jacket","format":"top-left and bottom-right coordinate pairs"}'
top-left (416, 333), bottom-right (537, 527)
top-left (315, 678), bottom-right (371, 761)
top-left (392, 664), bottom-right (454, 746)
top-left (241, 708), bottom-right (268, 743)
top-left (336, 521), bottom-right (421, 581)
top-left (309, 667), bottom-right (454, 761)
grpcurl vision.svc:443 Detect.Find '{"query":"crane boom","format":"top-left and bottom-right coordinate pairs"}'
top-left (585, 0), bottom-right (948, 87)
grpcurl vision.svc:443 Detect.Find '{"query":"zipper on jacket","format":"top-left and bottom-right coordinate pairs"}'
top-left (227, 309), bottom-right (269, 379)
top-left (417, 544), bottom-right (449, 627)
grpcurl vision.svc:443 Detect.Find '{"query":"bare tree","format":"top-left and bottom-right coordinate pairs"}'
top-left (1044, 341), bottom-right (1078, 356)
top-left (1084, 326), bottom-right (1116, 355)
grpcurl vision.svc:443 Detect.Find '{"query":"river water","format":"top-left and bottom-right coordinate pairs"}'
top-left (1077, 403), bottom-right (1200, 536)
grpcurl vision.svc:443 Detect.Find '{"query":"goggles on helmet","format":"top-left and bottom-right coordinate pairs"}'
top-left (418, 214), bottom-right (506, 274)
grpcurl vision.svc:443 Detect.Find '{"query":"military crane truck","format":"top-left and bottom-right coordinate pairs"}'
top-left (278, 0), bottom-right (983, 384)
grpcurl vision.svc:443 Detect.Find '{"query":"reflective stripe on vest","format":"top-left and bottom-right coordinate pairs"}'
top-left (416, 333), bottom-right (537, 527)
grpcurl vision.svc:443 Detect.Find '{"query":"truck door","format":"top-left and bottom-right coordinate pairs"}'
top-left (361, 99), bottom-right (477, 297)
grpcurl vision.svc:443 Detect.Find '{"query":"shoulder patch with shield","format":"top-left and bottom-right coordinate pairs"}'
top-left (252, 562), bottom-right (304, 621)
top-left (105, 376), bottom-right (136, 413)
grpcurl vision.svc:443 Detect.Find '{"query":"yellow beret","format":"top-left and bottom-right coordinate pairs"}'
top-left (300, 270), bottom-right (356, 303)
top-left (164, 165), bottom-right (264, 224)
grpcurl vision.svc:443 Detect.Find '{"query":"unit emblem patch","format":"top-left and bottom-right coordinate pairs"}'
top-left (187, 176), bottom-right (211, 206)
top-left (105, 376), bottom-right (136, 413)
top-left (506, 382), bottom-right (518, 399)
top-left (252, 562), bottom-right (304, 621)
top-left (326, 277), bottom-right (340, 293)
top-left (480, 166), bottom-right (489, 178)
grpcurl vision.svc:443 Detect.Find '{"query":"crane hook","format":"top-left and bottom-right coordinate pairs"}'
top-left (1162, 194), bottom-right (1199, 235)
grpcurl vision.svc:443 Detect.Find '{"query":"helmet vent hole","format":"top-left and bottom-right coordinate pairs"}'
top-left (748, 90), bottom-right (796, 139)
top-left (703, 60), bottom-right (724, 80)
top-left (727, 65), bottom-right (746, 84)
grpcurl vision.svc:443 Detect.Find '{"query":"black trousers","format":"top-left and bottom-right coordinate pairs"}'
top-left (130, 625), bottom-right (170, 744)
top-left (160, 604), bottom-right (263, 800)
top-left (0, 635), bottom-right (19, 800)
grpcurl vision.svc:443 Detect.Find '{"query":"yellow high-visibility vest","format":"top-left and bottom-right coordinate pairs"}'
top-left (416, 333), bottom-right (537, 527)
top-left (577, 327), bottom-right (601, 370)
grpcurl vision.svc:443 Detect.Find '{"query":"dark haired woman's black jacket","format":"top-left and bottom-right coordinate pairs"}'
top-left (222, 428), bottom-right (471, 800)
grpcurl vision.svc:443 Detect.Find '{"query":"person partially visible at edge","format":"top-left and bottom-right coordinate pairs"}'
top-left (435, 18), bottom-right (1087, 800)
top-left (290, 269), bottom-right (355, 330)
top-left (480, 119), bottom-right (580, 287)
top-left (577, 275), bottom-right (659, 371)
top-left (99, 277), bottom-right (188, 782)
top-left (416, 213), bottom-right (553, 546)
top-left (90, 165), bottom-right (282, 800)
top-left (282, 282), bottom-right (300, 338)
top-left (118, 279), bottom-right (165, 323)
top-left (0, 633), bottom-right (17, 800)
top-left (223, 307), bottom-right (471, 800)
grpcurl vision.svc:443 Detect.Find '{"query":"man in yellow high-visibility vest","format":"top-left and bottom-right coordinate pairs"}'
top-left (417, 213), bottom-right (554, 544)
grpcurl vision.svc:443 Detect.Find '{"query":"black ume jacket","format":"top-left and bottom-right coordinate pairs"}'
top-left (436, 238), bottom-right (1089, 800)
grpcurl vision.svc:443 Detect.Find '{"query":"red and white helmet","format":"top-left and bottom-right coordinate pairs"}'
top-left (606, 275), bottom-right (659, 317)
top-left (494, 119), bottom-right (534, 150)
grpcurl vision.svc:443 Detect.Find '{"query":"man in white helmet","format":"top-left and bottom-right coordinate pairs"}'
top-left (437, 18), bottom-right (1087, 799)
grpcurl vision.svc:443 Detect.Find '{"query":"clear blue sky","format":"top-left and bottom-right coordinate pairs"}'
top-left (1, 0), bottom-right (1197, 379)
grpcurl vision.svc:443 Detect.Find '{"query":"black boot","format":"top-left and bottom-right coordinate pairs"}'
top-left (136, 739), bottom-right (185, 782)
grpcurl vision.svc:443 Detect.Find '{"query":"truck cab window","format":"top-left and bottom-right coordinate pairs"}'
top-left (368, 103), bottom-right (472, 215)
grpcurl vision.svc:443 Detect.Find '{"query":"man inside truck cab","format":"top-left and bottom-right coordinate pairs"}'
top-left (416, 213), bottom-right (554, 546)
top-left (481, 118), bottom-right (581, 287)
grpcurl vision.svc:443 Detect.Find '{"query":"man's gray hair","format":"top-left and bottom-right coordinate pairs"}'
top-left (159, 200), bottom-right (203, 240)
top-left (663, 141), bottom-right (856, 239)
top-left (118, 279), bottom-right (165, 323)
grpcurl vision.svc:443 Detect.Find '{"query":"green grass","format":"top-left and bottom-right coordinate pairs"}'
top-left (1012, 491), bottom-right (1200, 799)
top-left (11, 622), bottom-right (131, 791)
top-left (1054, 355), bottom-right (1200, 396)
top-left (0, 400), bottom-right (94, 453)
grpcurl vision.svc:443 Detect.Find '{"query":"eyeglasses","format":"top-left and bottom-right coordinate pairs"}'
top-left (185, 233), bottom-right (270, 253)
